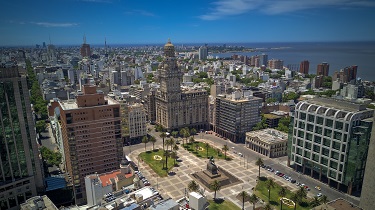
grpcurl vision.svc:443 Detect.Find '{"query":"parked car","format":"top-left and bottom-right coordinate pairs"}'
top-left (317, 193), bottom-right (322, 197)
top-left (291, 179), bottom-right (296, 183)
top-left (315, 186), bottom-right (321, 191)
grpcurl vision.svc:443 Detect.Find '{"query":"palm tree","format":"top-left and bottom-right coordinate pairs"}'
top-left (183, 128), bottom-right (190, 146)
top-left (205, 142), bottom-right (210, 158)
top-left (264, 203), bottom-right (272, 210)
top-left (238, 191), bottom-right (249, 210)
top-left (163, 150), bottom-right (170, 170)
top-left (171, 131), bottom-right (179, 138)
top-left (209, 180), bottom-right (221, 200)
top-left (222, 144), bottom-right (229, 160)
top-left (290, 192), bottom-right (299, 210)
top-left (170, 151), bottom-right (177, 166)
top-left (248, 194), bottom-right (258, 210)
top-left (278, 187), bottom-right (287, 210)
top-left (189, 136), bottom-right (195, 144)
top-left (265, 178), bottom-right (275, 202)
top-left (190, 128), bottom-right (197, 135)
top-left (179, 128), bottom-right (186, 145)
top-left (310, 196), bottom-right (321, 207)
top-left (255, 158), bottom-right (264, 179)
top-left (188, 180), bottom-right (200, 192)
top-left (160, 132), bottom-right (167, 151)
top-left (142, 136), bottom-right (149, 151)
top-left (320, 195), bottom-right (328, 205)
top-left (149, 136), bottom-right (157, 151)
top-left (296, 186), bottom-right (307, 204)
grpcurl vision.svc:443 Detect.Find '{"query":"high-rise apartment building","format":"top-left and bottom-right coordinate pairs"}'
top-left (213, 91), bottom-right (262, 143)
top-left (288, 97), bottom-right (373, 194)
top-left (260, 54), bottom-right (268, 67)
top-left (80, 35), bottom-right (91, 58)
top-left (0, 66), bottom-right (44, 210)
top-left (268, 59), bottom-right (284, 70)
top-left (198, 46), bottom-right (208, 61)
top-left (299, 60), bottom-right (309, 74)
top-left (156, 39), bottom-right (208, 131)
top-left (333, 66), bottom-right (358, 83)
top-left (317, 62), bottom-right (329, 76)
top-left (57, 85), bottom-right (122, 205)
top-left (344, 65), bottom-right (357, 82)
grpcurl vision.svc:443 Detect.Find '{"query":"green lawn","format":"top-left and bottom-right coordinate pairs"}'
top-left (183, 141), bottom-right (232, 160)
top-left (138, 149), bottom-right (176, 177)
top-left (255, 177), bottom-right (311, 210)
top-left (207, 199), bottom-right (241, 210)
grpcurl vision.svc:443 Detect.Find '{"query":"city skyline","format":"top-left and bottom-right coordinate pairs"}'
top-left (1, 0), bottom-right (375, 46)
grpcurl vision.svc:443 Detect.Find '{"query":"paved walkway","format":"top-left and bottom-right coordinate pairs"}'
top-left (129, 139), bottom-right (306, 210)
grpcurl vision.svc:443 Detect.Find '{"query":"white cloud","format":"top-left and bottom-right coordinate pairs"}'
top-left (31, 22), bottom-right (78, 27)
top-left (200, 0), bottom-right (375, 20)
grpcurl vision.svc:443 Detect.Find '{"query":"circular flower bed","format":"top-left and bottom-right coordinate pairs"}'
top-left (153, 155), bottom-right (162, 160)
top-left (280, 197), bottom-right (295, 208)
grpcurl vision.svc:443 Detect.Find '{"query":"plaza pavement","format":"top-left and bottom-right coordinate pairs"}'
top-left (128, 138), bottom-right (307, 210)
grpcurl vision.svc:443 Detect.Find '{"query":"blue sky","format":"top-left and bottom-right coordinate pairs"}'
top-left (1, 0), bottom-right (375, 46)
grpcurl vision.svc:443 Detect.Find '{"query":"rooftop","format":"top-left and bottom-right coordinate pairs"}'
top-left (99, 170), bottom-right (133, 187)
top-left (59, 96), bottom-right (118, 110)
top-left (308, 97), bottom-right (367, 112)
top-left (246, 128), bottom-right (287, 144)
top-left (20, 195), bottom-right (58, 210)
top-left (311, 198), bottom-right (362, 210)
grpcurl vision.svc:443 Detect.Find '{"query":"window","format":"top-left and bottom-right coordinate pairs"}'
top-left (299, 112), bottom-right (306, 120)
top-left (304, 151), bottom-right (311, 158)
top-left (298, 130), bottom-right (304, 138)
top-left (317, 117), bottom-right (324, 125)
top-left (308, 115), bottom-right (315, 123)
top-left (315, 126), bottom-right (322, 134)
top-left (307, 124), bottom-right (314, 132)
top-left (305, 142), bottom-right (312, 150)
top-left (313, 144), bottom-right (320, 153)
top-left (330, 161), bottom-right (338, 170)
top-left (306, 133), bottom-right (313, 141)
top-left (323, 138), bottom-right (331, 147)
top-left (331, 151), bottom-right (339, 160)
top-left (326, 119), bottom-right (333, 128)
top-left (314, 136), bottom-right (322, 144)
top-left (335, 121), bottom-right (343, 130)
top-left (312, 153), bottom-right (319, 162)
top-left (322, 148), bottom-right (330, 156)
top-left (329, 170), bottom-right (336, 179)
top-left (321, 157), bottom-right (328, 166)
top-left (334, 131), bottom-right (342, 140)
top-left (324, 129), bottom-right (332, 137)
top-left (299, 121), bottom-right (305, 129)
top-left (332, 141), bottom-right (341, 150)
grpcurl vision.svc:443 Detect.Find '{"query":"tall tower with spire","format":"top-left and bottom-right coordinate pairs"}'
top-left (155, 39), bottom-right (208, 131)
top-left (80, 35), bottom-right (91, 57)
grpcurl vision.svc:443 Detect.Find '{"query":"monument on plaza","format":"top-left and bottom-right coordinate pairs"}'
top-left (191, 156), bottom-right (241, 191)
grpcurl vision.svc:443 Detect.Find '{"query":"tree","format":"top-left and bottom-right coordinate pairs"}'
top-left (290, 193), bottom-right (299, 210)
top-left (255, 158), bottom-right (264, 179)
top-left (320, 195), bottom-right (328, 205)
top-left (222, 144), bottom-right (229, 160)
top-left (282, 92), bottom-right (299, 102)
top-left (264, 203), bottom-right (272, 210)
top-left (163, 150), bottom-right (170, 171)
top-left (190, 128), bottom-right (197, 135)
top-left (189, 136), bottom-right (195, 144)
top-left (36, 120), bottom-right (47, 135)
top-left (209, 180), bottom-right (221, 200)
top-left (278, 187), bottom-right (287, 210)
top-left (205, 142), bottom-right (210, 158)
top-left (183, 128), bottom-right (190, 146)
top-left (188, 180), bottom-right (200, 192)
top-left (149, 136), bottom-right (157, 151)
top-left (166, 138), bottom-right (175, 151)
top-left (160, 132), bottom-right (167, 151)
top-left (170, 151), bottom-right (177, 166)
top-left (248, 194), bottom-right (258, 210)
top-left (238, 191), bottom-right (249, 210)
top-left (310, 196), bottom-right (321, 207)
top-left (265, 178), bottom-right (275, 202)
top-left (171, 131), bottom-right (179, 138)
top-left (40, 146), bottom-right (62, 167)
top-left (296, 186), bottom-right (307, 204)
top-left (142, 136), bottom-right (149, 151)
top-left (173, 144), bottom-right (179, 163)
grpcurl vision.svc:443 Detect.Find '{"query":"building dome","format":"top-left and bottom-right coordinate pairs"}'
top-left (164, 38), bottom-right (175, 57)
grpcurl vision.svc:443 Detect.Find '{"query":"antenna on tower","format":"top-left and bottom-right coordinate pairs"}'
top-left (49, 34), bottom-right (52, 45)
top-left (83, 34), bottom-right (86, 44)
top-left (105, 37), bottom-right (107, 52)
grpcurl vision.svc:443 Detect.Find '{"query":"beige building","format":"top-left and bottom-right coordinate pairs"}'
top-left (20, 195), bottom-right (58, 210)
top-left (213, 92), bottom-right (262, 143)
top-left (245, 128), bottom-right (288, 158)
top-left (155, 39), bottom-right (208, 131)
top-left (57, 85), bottom-right (123, 205)
top-left (128, 103), bottom-right (147, 139)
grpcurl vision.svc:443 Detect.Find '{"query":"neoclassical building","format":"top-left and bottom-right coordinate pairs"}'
top-left (155, 39), bottom-right (208, 131)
